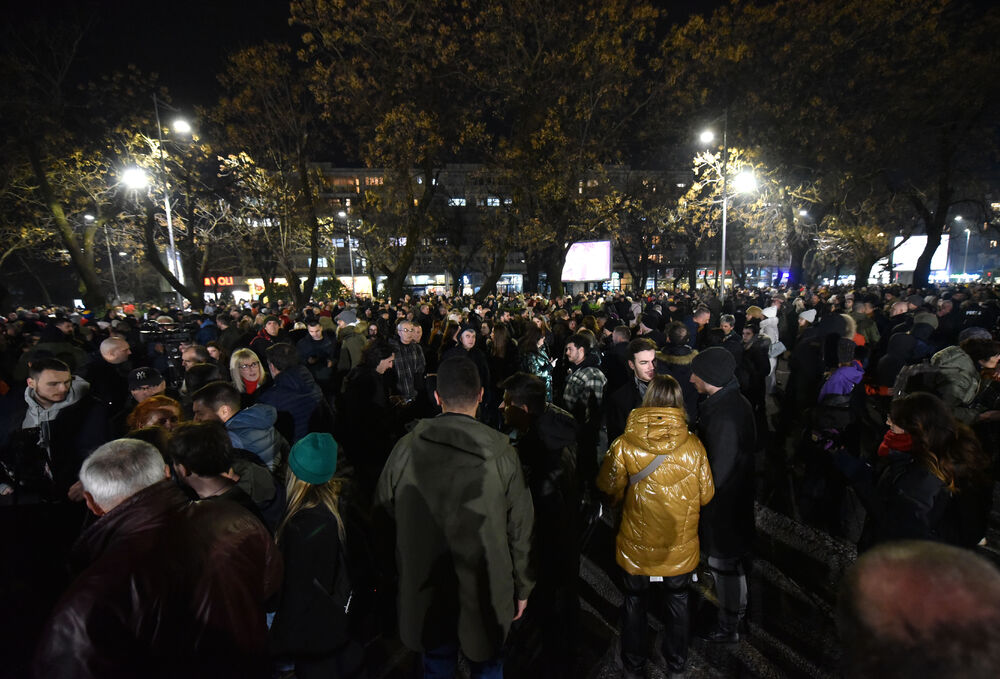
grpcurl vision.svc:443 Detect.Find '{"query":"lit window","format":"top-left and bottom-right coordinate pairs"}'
top-left (448, 197), bottom-right (467, 207)
top-left (333, 238), bottom-right (345, 247)
top-left (365, 176), bottom-right (383, 186)
top-left (503, 198), bottom-right (513, 205)
top-left (991, 240), bottom-right (998, 249)
top-left (487, 197), bottom-right (500, 207)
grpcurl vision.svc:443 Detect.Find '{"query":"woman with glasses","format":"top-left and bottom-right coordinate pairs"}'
top-left (230, 348), bottom-right (269, 405)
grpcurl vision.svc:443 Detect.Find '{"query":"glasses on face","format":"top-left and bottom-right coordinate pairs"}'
top-left (239, 363), bottom-right (258, 371)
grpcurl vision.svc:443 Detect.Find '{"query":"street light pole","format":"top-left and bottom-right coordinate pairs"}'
top-left (720, 109), bottom-right (729, 303)
top-left (964, 228), bottom-right (971, 276)
top-left (339, 211), bottom-right (355, 295)
top-left (103, 225), bottom-right (120, 303)
top-left (153, 93), bottom-right (184, 309)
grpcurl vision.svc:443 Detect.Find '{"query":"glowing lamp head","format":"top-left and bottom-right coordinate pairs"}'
top-left (699, 130), bottom-right (715, 144)
top-left (172, 119), bottom-right (191, 134)
top-left (121, 167), bottom-right (149, 190)
top-left (733, 171), bottom-right (757, 193)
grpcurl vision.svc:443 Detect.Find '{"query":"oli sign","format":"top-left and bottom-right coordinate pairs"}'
top-left (203, 276), bottom-right (235, 287)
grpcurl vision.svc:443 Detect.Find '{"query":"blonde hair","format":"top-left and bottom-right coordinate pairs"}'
top-left (641, 374), bottom-right (686, 413)
top-left (229, 348), bottom-right (268, 393)
top-left (276, 468), bottom-right (345, 545)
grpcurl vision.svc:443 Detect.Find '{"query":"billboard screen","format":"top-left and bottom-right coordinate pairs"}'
top-left (891, 235), bottom-right (950, 272)
top-left (562, 240), bottom-right (612, 281)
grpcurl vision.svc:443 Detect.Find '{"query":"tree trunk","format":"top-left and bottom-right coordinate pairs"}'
top-left (141, 205), bottom-right (205, 309)
top-left (524, 255), bottom-right (541, 294)
top-left (544, 246), bottom-right (566, 298)
top-left (853, 255), bottom-right (878, 286)
top-left (26, 142), bottom-right (106, 311)
top-left (475, 247), bottom-right (508, 302)
top-left (686, 241), bottom-right (699, 290)
top-left (787, 238), bottom-right (810, 287)
top-left (297, 155), bottom-right (321, 303)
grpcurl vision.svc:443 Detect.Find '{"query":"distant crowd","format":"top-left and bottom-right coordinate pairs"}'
top-left (3, 283), bottom-right (1000, 678)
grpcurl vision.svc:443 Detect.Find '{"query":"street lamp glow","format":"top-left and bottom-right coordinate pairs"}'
top-left (699, 130), bottom-right (715, 144)
top-left (799, 209), bottom-right (808, 217)
top-left (338, 211), bottom-right (347, 218)
top-left (83, 214), bottom-right (95, 222)
top-left (121, 167), bottom-right (149, 190)
top-left (172, 119), bottom-right (191, 134)
top-left (733, 171), bottom-right (756, 193)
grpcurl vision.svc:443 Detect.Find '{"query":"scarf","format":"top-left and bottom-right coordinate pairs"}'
top-left (878, 430), bottom-right (913, 457)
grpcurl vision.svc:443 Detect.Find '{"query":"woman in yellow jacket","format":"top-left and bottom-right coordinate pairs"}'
top-left (597, 374), bottom-right (715, 679)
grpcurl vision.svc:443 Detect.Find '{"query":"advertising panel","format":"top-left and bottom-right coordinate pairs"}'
top-left (561, 240), bottom-right (612, 281)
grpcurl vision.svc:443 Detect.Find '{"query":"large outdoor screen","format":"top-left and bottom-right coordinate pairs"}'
top-left (891, 235), bottom-right (950, 272)
top-left (562, 240), bottom-right (612, 281)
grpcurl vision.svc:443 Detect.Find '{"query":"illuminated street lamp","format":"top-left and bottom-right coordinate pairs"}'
top-left (121, 167), bottom-right (149, 190)
top-left (699, 116), bottom-right (755, 302)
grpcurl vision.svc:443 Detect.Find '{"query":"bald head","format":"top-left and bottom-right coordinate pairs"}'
top-left (838, 540), bottom-right (1000, 678)
top-left (100, 337), bottom-right (131, 365)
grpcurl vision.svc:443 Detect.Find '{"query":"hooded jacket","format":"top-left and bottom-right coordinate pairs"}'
top-left (336, 325), bottom-right (367, 372)
top-left (598, 407), bottom-right (714, 576)
top-left (225, 403), bottom-right (281, 468)
top-left (2, 376), bottom-right (109, 496)
top-left (374, 413), bottom-right (534, 662)
top-left (931, 345), bottom-right (983, 423)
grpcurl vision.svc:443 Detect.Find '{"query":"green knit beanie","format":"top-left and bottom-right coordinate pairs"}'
top-left (289, 432), bottom-right (338, 485)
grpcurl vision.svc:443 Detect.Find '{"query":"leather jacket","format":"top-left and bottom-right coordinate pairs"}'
top-left (34, 479), bottom-right (283, 679)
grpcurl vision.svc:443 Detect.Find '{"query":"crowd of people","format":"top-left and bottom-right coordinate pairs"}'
top-left (2, 282), bottom-right (1000, 678)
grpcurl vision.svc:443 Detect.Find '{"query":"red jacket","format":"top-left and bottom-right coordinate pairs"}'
top-left (34, 480), bottom-right (282, 679)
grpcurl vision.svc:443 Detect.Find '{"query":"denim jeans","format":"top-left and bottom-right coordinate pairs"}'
top-left (423, 642), bottom-right (503, 679)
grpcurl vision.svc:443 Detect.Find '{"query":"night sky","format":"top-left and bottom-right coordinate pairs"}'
top-left (10, 0), bottom-right (716, 110)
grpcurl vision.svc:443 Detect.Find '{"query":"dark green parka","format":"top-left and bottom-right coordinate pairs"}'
top-left (375, 412), bottom-right (535, 661)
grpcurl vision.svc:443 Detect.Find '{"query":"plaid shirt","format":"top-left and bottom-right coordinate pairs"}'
top-left (563, 365), bottom-right (606, 422)
top-left (391, 338), bottom-right (426, 402)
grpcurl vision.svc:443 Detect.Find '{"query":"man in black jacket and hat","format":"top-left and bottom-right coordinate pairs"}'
top-left (690, 346), bottom-right (756, 643)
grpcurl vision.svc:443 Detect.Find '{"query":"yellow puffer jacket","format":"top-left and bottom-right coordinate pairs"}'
top-left (596, 406), bottom-right (714, 577)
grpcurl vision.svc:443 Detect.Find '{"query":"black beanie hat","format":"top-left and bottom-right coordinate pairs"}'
top-left (691, 346), bottom-right (737, 388)
top-left (837, 338), bottom-right (856, 365)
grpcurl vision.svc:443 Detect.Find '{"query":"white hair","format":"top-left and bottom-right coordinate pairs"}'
top-left (80, 439), bottom-right (165, 511)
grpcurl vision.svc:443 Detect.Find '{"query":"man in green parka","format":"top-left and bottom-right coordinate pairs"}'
top-left (375, 356), bottom-right (535, 678)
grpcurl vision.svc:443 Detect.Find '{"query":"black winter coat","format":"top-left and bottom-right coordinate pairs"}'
top-left (695, 380), bottom-right (756, 558)
top-left (270, 505), bottom-right (351, 656)
top-left (257, 365), bottom-right (323, 444)
top-left (605, 379), bottom-right (642, 446)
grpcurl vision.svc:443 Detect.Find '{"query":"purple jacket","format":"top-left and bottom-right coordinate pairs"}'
top-left (818, 363), bottom-right (864, 402)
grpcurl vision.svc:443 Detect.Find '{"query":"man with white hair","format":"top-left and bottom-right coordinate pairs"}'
top-left (35, 438), bottom-right (282, 679)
